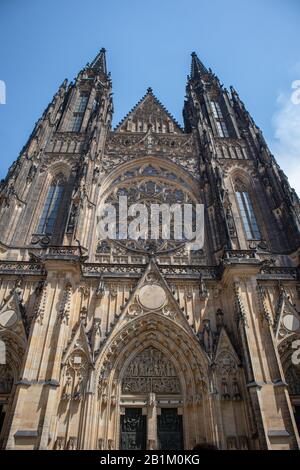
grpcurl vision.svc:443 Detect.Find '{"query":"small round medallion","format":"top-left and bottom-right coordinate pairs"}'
top-left (0, 310), bottom-right (18, 328)
top-left (283, 314), bottom-right (300, 332)
top-left (138, 285), bottom-right (167, 310)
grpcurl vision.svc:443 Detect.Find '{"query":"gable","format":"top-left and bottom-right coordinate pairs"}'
top-left (62, 322), bottom-right (93, 365)
top-left (275, 287), bottom-right (300, 343)
top-left (214, 327), bottom-right (240, 364)
top-left (111, 260), bottom-right (193, 333)
top-left (0, 283), bottom-right (28, 340)
top-left (115, 88), bottom-right (183, 134)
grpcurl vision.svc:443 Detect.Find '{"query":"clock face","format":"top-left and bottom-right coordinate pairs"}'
top-left (0, 309), bottom-right (18, 329)
top-left (138, 284), bottom-right (167, 310)
top-left (283, 314), bottom-right (300, 333)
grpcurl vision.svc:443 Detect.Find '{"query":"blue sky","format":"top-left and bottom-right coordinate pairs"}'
top-left (0, 0), bottom-right (299, 190)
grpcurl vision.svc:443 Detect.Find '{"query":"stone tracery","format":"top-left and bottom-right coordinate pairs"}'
top-left (122, 347), bottom-right (181, 394)
top-left (97, 160), bottom-right (200, 255)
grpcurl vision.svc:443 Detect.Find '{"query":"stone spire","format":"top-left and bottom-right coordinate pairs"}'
top-left (190, 51), bottom-right (209, 79)
top-left (90, 47), bottom-right (107, 75)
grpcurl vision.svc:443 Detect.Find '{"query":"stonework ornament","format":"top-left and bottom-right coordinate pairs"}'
top-left (138, 285), bottom-right (167, 310)
top-left (122, 347), bottom-right (181, 394)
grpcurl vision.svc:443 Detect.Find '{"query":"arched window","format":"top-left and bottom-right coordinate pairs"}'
top-left (235, 187), bottom-right (261, 240)
top-left (37, 175), bottom-right (65, 235)
top-left (210, 100), bottom-right (229, 138)
top-left (68, 94), bottom-right (88, 132)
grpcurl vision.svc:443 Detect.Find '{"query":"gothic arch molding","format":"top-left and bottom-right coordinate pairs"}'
top-left (43, 161), bottom-right (72, 181)
top-left (95, 312), bottom-right (209, 384)
top-left (94, 312), bottom-right (211, 449)
top-left (0, 329), bottom-right (26, 376)
top-left (94, 157), bottom-right (203, 257)
top-left (98, 156), bottom-right (201, 201)
top-left (228, 167), bottom-right (255, 191)
top-left (0, 329), bottom-right (26, 448)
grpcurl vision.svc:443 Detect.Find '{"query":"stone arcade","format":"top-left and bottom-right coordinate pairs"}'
top-left (0, 49), bottom-right (300, 450)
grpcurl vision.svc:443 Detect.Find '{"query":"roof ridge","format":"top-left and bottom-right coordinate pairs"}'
top-left (114, 89), bottom-right (150, 131)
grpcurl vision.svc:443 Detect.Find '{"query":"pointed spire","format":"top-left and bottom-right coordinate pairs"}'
top-left (90, 47), bottom-right (107, 74)
top-left (190, 51), bottom-right (209, 79)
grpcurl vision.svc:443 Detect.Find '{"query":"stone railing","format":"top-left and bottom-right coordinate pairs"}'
top-left (0, 261), bottom-right (46, 276)
top-left (82, 263), bottom-right (220, 279)
top-left (223, 249), bottom-right (258, 261)
top-left (259, 266), bottom-right (298, 280)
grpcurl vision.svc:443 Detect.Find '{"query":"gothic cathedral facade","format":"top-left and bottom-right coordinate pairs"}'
top-left (0, 49), bottom-right (300, 450)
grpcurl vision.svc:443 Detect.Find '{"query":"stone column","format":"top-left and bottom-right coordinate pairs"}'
top-left (232, 272), bottom-right (300, 449)
top-left (147, 393), bottom-right (157, 450)
top-left (6, 258), bottom-right (81, 450)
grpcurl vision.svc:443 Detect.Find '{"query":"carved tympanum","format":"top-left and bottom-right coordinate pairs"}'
top-left (122, 347), bottom-right (181, 394)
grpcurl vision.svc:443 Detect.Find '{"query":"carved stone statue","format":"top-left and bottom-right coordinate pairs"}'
top-left (62, 374), bottom-right (72, 400)
top-left (203, 320), bottom-right (214, 355)
top-left (73, 374), bottom-right (84, 400)
top-left (222, 379), bottom-right (230, 399)
top-left (232, 379), bottom-right (241, 398)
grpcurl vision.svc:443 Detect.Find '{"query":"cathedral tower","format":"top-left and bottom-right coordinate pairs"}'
top-left (0, 49), bottom-right (299, 450)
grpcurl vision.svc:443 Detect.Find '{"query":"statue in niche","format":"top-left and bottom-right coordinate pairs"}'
top-left (202, 320), bottom-right (214, 355)
top-left (62, 374), bottom-right (72, 400)
top-left (73, 374), bottom-right (84, 400)
top-left (68, 437), bottom-right (77, 450)
top-left (232, 379), bottom-right (241, 398)
top-left (226, 206), bottom-right (236, 237)
top-left (27, 163), bottom-right (37, 182)
top-left (216, 308), bottom-right (224, 331)
top-left (67, 203), bottom-right (79, 233)
top-left (221, 378), bottom-right (230, 399)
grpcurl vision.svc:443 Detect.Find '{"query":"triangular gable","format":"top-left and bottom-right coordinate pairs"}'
top-left (115, 88), bottom-right (183, 134)
top-left (214, 327), bottom-right (240, 364)
top-left (62, 322), bottom-right (93, 365)
top-left (113, 259), bottom-right (192, 332)
top-left (274, 288), bottom-right (300, 341)
top-left (0, 286), bottom-right (28, 340)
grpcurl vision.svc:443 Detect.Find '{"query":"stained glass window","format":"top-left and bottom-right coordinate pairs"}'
top-left (236, 191), bottom-right (261, 240)
top-left (210, 100), bottom-right (229, 138)
top-left (37, 176), bottom-right (65, 235)
top-left (68, 95), bottom-right (88, 132)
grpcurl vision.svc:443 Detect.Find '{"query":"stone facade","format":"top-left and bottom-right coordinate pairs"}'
top-left (0, 49), bottom-right (300, 450)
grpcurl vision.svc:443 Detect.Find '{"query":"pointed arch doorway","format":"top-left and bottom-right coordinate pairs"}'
top-left (119, 346), bottom-right (184, 450)
top-left (96, 313), bottom-right (209, 451)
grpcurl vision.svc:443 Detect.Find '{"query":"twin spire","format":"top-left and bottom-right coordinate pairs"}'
top-left (88, 48), bottom-right (210, 82)
top-left (86, 48), bottom-right (211, 130)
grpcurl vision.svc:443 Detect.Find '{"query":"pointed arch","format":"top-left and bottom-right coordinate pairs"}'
top-left (98, 156), bottom-right (201, 201)
top-left (36, 173), bottom-right (66, 236)
top-left (94, 312), bottom-right (211, 450)
top-left (93, 157), bottom-right (203, 257)
top-left (0, 329), bottom-right (26, 448)
top-left (96, 312), bottom-right (208, 384)
top-left (228, 168), bottom-right (262, 242)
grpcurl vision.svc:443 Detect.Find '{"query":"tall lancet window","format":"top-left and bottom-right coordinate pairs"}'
top-left (210, 100), bottom-right (229, 138)
top-left (68, 94), bottom-right (88, 132)
top-left (235, 185), bottom-right (261, 240)
top-left (37, 175), bottom-right (65, 235)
